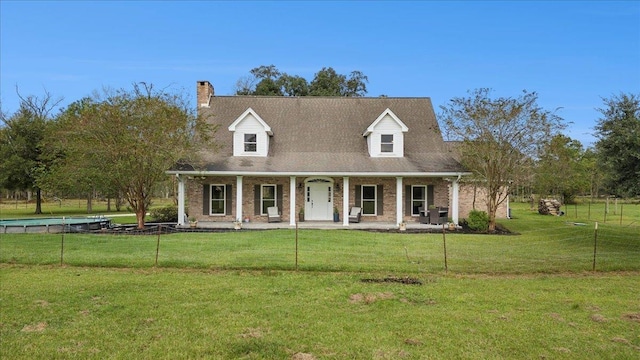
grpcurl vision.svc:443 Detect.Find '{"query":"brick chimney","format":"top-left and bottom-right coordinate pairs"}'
top-left (197, 81), bottom-right (214, 108)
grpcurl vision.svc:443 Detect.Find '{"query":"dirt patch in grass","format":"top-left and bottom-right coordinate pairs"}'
top-left (611, 337), bottom-right (640, 351)
top-left (621, 313), bottom-right (640, 323)
top-left (34, 299), bottom-right (49, 307)
top-left (404, 338), bottom-right (423, 346)
top-left (349, 292), bottom-right (395, 304)
top-left (291, 353), bottom-right (316, 360)
top-left (361, 276), bottom-right (422, 285)
top-left (548, 313), bottom-right (565, 322)
top-left (590, 314), bottom-right (608, 323)
top-left (239, 328), bottom-right (264, 339)
top-left (21, 322), bottom-right (47, 332)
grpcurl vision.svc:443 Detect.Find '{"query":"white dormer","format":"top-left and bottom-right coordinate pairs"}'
top-left (363, 108), bottom-right (408, 157)
top-left (228, 108), bottom-right (273, 157)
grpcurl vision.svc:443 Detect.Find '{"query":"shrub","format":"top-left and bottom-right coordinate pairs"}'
top-left (150, 205), bottom-right (178, 222)
top-left (467, 210), bottom-right (489, 232)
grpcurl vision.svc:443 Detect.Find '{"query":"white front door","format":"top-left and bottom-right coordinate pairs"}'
top-left (305, 180), bottom-right (333, 220)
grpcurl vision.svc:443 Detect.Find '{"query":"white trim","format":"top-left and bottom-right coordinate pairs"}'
top-left (411, 185), bottom-right (427, 216)
top-left (228, 107), bottom-right (273, 135)
top-left (396, 177), bottom-right (403, 226)
top-left (361, 184), bottom-right (377, 216)
top-left (167, 170), bottom-right (471, 177)
top-left (451, 176), bottom-right (459, 225)
top-left (260, 184), bottom-right (277, 215)
top-left (343, 177), bottom-right (349, 226)
top-left (303, 177), bottom-right (335, 221)
top-left (363, 108), bottom-right (408, 136)
top-left (210, 184), bottom-right (227, 215)
top-left (177, 174), bottom-right (185, 225)
top-left (236, 176), bottom-right (243, 221)
top-left (289, 176), bottom-right (296, 226)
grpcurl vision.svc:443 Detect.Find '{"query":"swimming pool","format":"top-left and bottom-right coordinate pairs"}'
top-left (0, 216), bottom-right (112, 234)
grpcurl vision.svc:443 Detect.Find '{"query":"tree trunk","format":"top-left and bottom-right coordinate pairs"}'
top-left (34, 188), bottom-right (42, 214)
top-left (116, 196), bottom-right (123, 212)
top-left (86, 193), bottom-right (93, 214)
top-left (487, 194), bottom-right (498, 232)
top-left (107, 197), bottom-right (111, 212)
top-left (135, 199), bottom-right (146, 229)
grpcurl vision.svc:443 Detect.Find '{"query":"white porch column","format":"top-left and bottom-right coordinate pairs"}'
top-left (177, 174), bottom-right (185, 226)
top-left (289, 176), bottom-right (296, 226)
top-left (396, 177), bottom-right (403, 226)
top-left (342, 176), bottom-right (349, 226)
top-left (451, 177), bottom-right (460, 225)
top-left (236, 176), bottom-right (243, 222)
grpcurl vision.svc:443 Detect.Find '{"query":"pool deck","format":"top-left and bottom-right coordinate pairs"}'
top-left (0, 216), bottom-right (112, 234)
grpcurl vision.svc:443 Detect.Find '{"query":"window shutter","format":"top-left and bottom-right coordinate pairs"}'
top-left (254, 185), bottom-right (260, 215)
top-left (277, 185), bottom-right (283, 211)
top-left (355, 185), bottom-right (361, 207)
top-left (405, 185), bottom-right (411, 216)
top-left (202, 184), bottom-right (210, 215)
top-left (226, 184), bottom-right (233, 215)
top-left (427, 185), bottom-right (434, 208)
top-left (377, 184), bottom-right (383, 215)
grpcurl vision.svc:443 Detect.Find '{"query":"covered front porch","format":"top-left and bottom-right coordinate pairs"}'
top-left (172, 173), bottom-right (465, 228)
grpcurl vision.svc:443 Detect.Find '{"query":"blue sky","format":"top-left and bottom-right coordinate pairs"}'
top-left (1, 1), bottom-right (639, 147)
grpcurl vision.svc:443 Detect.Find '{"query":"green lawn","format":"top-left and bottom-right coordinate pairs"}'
top-left (1, 201), bottom-right (638, 274)
top-left (1, 266), bottom-right (639, 359)
top-left (0, 197), bottom-right (175, 224)
top-left (1, 201), bottom-right (639, 359)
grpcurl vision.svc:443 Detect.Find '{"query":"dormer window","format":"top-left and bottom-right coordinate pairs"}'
top-left (228, 108), bottom-right (273, 157)
top-left (381, 134), bottom-right (394, 153)
top-left (363, 108), bottom-right (408, 157)
top-left (244, 134), bottom-right (257, 152)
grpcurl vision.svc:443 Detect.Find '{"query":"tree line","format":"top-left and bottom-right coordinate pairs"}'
top-left (1, 65), bottom-right (638, 230)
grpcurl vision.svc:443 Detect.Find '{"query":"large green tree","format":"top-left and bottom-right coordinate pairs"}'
top-left (235, 65), bottom-right (368, 97)
top-left (594, 93), bottom-right (640, 197)
top-left (42, 97), bottom-right (116, 213)
top-left (534, 134), bottom-right (589, 204)
top-left (440, 89), bottom-right (564, 231)
top-left (0, 90), bottom-right (62, 214)
top-left (54, 83), bottom-right (215, 228)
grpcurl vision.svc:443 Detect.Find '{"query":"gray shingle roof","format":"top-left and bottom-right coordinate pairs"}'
top-left (189, 96), bottom-right (466, 175)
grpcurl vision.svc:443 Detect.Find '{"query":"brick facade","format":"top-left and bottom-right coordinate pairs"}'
top-left (452, 183), bottom-right (509, 220)
top-left (187, 176), bottom-right (455, 223)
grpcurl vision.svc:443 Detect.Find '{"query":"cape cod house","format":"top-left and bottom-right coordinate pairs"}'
top-left (169, 81), bottom-right (504, 228)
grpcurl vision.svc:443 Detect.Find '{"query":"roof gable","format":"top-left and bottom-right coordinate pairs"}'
top-left (363, 108), bottom-right (408, 136)
top-left (228, 107), bottom-right (273, 135)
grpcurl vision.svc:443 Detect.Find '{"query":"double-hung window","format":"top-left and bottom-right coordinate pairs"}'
top-left (361, 185), bottom-right (377, 215)
top-left (381, 134), bottom-right (394, 153)
top-left (244, 133), bottom-right (257, 152)
top-left (210, 185), bottom-right (226, 215)
top-left (411, 185), bottom-right (426, 216)
top-left (261, 185), bottom-right (276, 214)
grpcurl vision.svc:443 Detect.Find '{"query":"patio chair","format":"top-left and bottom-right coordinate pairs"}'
top-left (267, 206), bottom-right (281, 223)
top-left (418, 207), bottom-right (429, 224)
top-left (348, 207), bottom-right (362, 223)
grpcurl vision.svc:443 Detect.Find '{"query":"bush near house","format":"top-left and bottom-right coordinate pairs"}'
top-left (466, 209), bottom-right (490, 231)
top-left (149, 205), bottom-right (178, 222)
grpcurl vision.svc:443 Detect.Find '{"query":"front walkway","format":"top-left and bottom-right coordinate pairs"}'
top-left (186, 220), bottom-right (454, 231)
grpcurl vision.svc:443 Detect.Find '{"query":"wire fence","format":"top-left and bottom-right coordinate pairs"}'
top-left (1, 220), bottom-right (638, 275)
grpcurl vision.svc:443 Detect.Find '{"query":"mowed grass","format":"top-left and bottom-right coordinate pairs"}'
top-left (1, 266), bottom-right (639, 359)
top-left (1, 201), bottom-right (638, 274)
top-left (0, 197), bottom-right (175, 224)
top-left (1, 202), bottom-right (639, 359)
